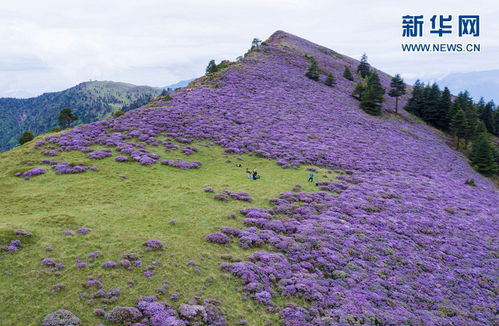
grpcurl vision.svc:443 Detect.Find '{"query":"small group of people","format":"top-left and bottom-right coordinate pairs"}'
top-left (246, 168), bottom-right (260, 180)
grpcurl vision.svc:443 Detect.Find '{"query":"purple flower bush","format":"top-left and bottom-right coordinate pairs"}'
top-left (114, 155), bottom-right (129, 162)
top-left (41, 258), bottom-right (56, 266)
top-left (101, 261), bottom-right (117, 268)
top-left (143, 240), bottom-right (164, 251)
top-left (41, 309), bottom-right (80, 326)
top-left (206, 232), bottom-right (231, 244)
top-left (42, 150), bottom-right (58, 157)
top-left (2, 239), bottom-right (22, 252)
top-left (76, 227), bottom-right (90, 235)
top-left (51, 162), bottom-right (89, 174)
top-left (213, 190), bottom-right (252, 202)
top-left (88, 150), bottom-right (112, 160)
top-left (22, 167), bottom-right (45, 178)
top-left (31, 31), bottom-right (497, 324)
top-left (160, 159), bottom-right (202, 169)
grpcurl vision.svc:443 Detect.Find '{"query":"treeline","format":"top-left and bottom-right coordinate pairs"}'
top-left (406, 81), bottom-right (498, 176)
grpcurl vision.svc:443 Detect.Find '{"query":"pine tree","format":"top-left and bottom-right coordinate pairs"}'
top-left (494, 109), bottom-right (499, 137)
top-left (388, 74), bottom-right (406, 113)
top-left (463, 107), bottom-right (479, 148)
top-left (357, 53), bottom-right (370, 78)
top-left (479, 100), bottom-right (496, 135)
top-left (325, 73), bottom-right (336, 86)
top-left (470, 129), bottom-right (497, 175)
top-left (422, 83), bottom-right (441, 125)
top-left (58, 108), bottom-right (78, 129)
top-left (19, 130), bottom-right (34, 145)
top-left (437, 87), bottom-right (452, 131)
top-left (305, 59), bottom-right (320, 81)
top-left (352, 80), bottom-right (366, 100)
top-left (360, 71), bottom-right (385, 115)
top-left (343, 66), bottom-right (354, 81)
top-left (450, 109), bottom-right (467, 149)
top-left (405, 80), bottom-right (425, 117)
top-left (206, 60), bottom-right (218, 74)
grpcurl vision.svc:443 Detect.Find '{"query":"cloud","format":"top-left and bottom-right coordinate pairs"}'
top-left (0, 0), bottom-right (497, 97)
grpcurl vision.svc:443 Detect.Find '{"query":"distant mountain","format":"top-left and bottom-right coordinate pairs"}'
top-left (0, 81), bottom-right (162, 152)
top-left (162, 78), bottom-right (195, 90)
top-left (438, 69), bottom-right (499, 103)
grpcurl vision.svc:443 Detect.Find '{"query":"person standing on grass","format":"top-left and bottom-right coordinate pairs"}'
top-left (308, 173), bottom-right (314, 182)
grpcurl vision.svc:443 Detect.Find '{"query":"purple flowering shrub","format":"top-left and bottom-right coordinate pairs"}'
top-left (160, 159), bottom-right (202, 169)
top-left (213, 190), bottom-right (252, 202)
top-left (22, 167), bottom-right (45, 179)
top-left (88, 150), bottom-right (112, 160)
top-left (206, 232), bottom-right (231, 244)
top-left (104, 306), bottom-right (142, 324)
top-left (76, 228), bottom-right (90, 235)
top-left (143, 240), bottom-right (164, 250)
top-left (41, 309), bottom-right (80, 326)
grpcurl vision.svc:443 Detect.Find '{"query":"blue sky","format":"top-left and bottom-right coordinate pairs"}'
top-left (0, 0), bottom-right (497, 98)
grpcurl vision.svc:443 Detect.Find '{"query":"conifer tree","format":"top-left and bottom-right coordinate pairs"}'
top-left (305, 59), bottom-right (320, 81)
top-left (359, 71), bottom-right (385, 115)
top-left (357, 53), bottom-right (370, 78)
top-left (206, 59), bottom-right (218, 74)
top-left (405, 80), bottom-right (424, 117)
top-left (463, 107), bottom-right (479, 148)
top-left (325, 73), bottom-right (336, 86)
top-left (437, 87), bottom-right (452, 131)
top-left (470, 126), bottom-right (497, 175)
top-left (19, 130), bottom-right (34, 145)
top-left (58, 108), bottom-right (78, 129)
top-left (388, 74), bottom-right (406, 113)
top-left (422, 83), bottom-right (441, 125)
top-left (479, 100), bottom-right (496, 135)
top-left (450, 109), bottom-right (467, 149)
top-left (343, 66), bottom-right (354, 81)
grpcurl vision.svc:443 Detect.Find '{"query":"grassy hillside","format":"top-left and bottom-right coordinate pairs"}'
top-left (0, 135), bottom-right (331, 325)
top-left (0, 31), bottom-right (497, 326)
top-left (0, 81), bottom-right (162, 152)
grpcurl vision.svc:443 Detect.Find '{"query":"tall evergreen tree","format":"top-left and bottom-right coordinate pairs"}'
top-left (343, 66), bottom-right (354, 81)
top-left (325, 73), bottom-right (336, 86)
top-left (470, 129), bottom-right (497, 175)
top-left (305, 59), bottom-right (320, 81)
top-left (437, 87), bottom-right (452, 131)
top-left (463, 106), bottom-right (479, 148)
top-left (494, 109), bottom-right (499, 137)
top-left (479, 100), bottom-right (496, 135)
top-left (405, 80), bottom-right (425, 117)
top-left (450, 109), bottom-right (467, 149)
top-left (388, 74), bottom-right (406, 113)
top-left (422, 83), bottom-right (441, 125)
top-left (206, 59), bottom-right (218, 74)
top-left (357, 53), bottom-right (370, 78)
top-left (359, 71), bottom-right (385, 116)
top-left (58, 108), bottom-right (78, 129)
top-left (19, 130), bottom-right (34, 145)
top-left (352, 80), bottom-right (367, 100)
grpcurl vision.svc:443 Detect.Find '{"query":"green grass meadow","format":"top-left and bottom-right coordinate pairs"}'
top-left (0, 137), bottom-right (335, 325)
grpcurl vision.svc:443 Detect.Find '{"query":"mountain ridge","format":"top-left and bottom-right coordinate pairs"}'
top-left (0, 81), bottom-right (162, 152)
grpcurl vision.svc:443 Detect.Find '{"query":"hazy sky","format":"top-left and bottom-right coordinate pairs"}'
top-left (1, 0), bottom-right (498, 97)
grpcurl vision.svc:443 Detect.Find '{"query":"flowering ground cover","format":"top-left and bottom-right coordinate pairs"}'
top-left (0, 31), bottom-right (497, 325)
